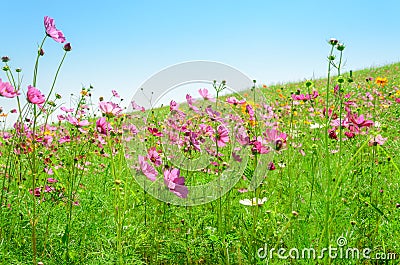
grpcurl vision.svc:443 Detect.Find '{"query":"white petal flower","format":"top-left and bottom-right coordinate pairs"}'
top-left (239, 197), bottom-right (267, 206)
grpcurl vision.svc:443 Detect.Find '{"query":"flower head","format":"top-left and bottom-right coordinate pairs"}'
top-left (239, 197), bottom-right (267, 206)
top-left (163, 168), bottom-right (188, 198)
top-left (214, 125), bottom-right (229, 147)
top-left (138, 155), bottom-right (157, 181)
top-left (0, 78), bottom-right (19, 98)
top-left (63, 43), bottom-right (72, 52)
top-left (198, 88), bottom-right (215, 102)
top-left (375, 77), bottom-right (388, 87)
top-left (99, 101), bottom-right (123, 117)
top-left (44, 16), bottom-right (66, 43)
top-left (27, 85), bottom-right (45, 105)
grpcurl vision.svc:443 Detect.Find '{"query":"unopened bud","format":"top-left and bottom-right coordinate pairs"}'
top-left (1, 56), bottom-right (10, 62)
top-left (329, 38), bottom-right (339, 45)
top-left (63, 43), bottom-right (72, 52)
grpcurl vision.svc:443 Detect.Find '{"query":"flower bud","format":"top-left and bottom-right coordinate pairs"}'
top-left (2, 65), bottom-right (10, 71)
top-left (336, 43), bottom-right (345, 51)
top-left (63, 43), bottom-right (72, 52)
top-left (305, 80), bottom-right (313, 88)
top-left (329, 38), bottom-right (338, 45)
top-left (328, 55), bottom-right (335, 61)
top-left (1, 56), bottom-right (10, 62)
top-left (16, 68), bottom-right (22, 73)
top-left (39, 48), bottom-right (45, 56)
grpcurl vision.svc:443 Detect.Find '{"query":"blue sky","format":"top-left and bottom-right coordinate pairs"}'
top-left (1, 0), bottom-right (399, 116)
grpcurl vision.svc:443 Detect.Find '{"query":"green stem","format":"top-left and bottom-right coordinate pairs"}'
top-left (33, 35), bottom-right (48, 87)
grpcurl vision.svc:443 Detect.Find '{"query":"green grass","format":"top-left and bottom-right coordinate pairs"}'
top-left (1, 62), bottom-right (400, 265)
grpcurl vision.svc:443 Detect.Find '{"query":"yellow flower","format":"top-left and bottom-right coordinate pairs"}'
top-left (375, 77), bottom-right (388, 87)
top-left (249, 119), bottom-right (257, 127)
top-left (395, 90), bottom-right (400, 96)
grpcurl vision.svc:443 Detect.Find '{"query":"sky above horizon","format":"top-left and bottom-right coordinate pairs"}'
top-left (1, 0), bottom-right (399, 118)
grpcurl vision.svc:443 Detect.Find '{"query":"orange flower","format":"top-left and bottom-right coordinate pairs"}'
top-left (375, 77), bottom-right (388, 87)
top-left (262, 84), bottom-right (267, 88)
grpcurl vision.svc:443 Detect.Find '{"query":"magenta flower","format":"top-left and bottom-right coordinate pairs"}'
top-left (214, 125), bottom-right (229, 147)
top-left (96, 117), bottom-right (113, 135)
top-left (44, 16), bottom-right (66, 43)
top-left (186, 94), bottom-right (199, 112)
top-left (0, 79), bottom-right (20, 98)
top-left (163, 168), bottom-right (188, 198)
top-left (66, 115), bottom-right (90, 127)
top-left (170, 100), bottom-right (179, 111)
top-left (99, 101), bottom-right (123, 117)
top-left (198, 88), bottom-right (215, 102)
top-left (148, 127), bottom-right (163, 137)
top-left (138, 155), bottom-right (157, 181)
top-left (47, 178), bottom-right (58, 183)
top-left (59, 135), bottom-right (71, 144)
top-left (292, 90), bottom-right (318, 101)
top-left (349, 113), bottom-right (374, 130)
top-left (226, 96), bottom-right (246, 105)
top-left (27, 85), bottom-right (45, 105)
top-left (131, 100), bottom-right (145, 112)
top-left (147, 147), bottom-right (162, 166)
top-left (112, 89), bottom-right (120, 98)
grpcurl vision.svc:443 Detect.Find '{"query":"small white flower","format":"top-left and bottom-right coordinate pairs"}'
top-left (239, 197), bottom-right (267, 206)
top-left (310, 123), bottom-right (325, 129)
top-left (374, 121), bottom-right (381, 128)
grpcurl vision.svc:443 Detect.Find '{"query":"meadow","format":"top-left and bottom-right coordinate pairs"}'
top-left (0, 17), bottom-right (399, 265)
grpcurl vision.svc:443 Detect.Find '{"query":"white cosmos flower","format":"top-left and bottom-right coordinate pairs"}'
top-left (310, 123), bottom-right (325, 129)
top-left (239, 197), bottom-right (267, 206)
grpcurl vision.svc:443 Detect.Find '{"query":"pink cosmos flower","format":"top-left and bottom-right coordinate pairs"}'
top-left (186, 94), bottom-right (199, 112)
top-left (198, 88), bottom-right (215, 102)
top-left (112, 90), bottom-right (120, 98)
top-left (59, 135), bottom-right (70, 144)
top-left (214, 125), bottom-right (229, 147)
top-left (369, 134), bottom-right (387, 146)
top-left (99, 101), bottom-right (123, 117)
top-left (235, 126), bottom-right (250, 146)
top-left (226, 97), bottom-right (246, 105)
top-left (348, 113), bottom-right (374, 130)
top-left (131, 100), bottom-right (145, 112)
top-left (0, 79), bottom-right (20, 98)
top-left (163, 168), bottom-right (188, 198)
top-left (44, 16), bottom-right (66, 43)
top-left (251, 137), bottom-right (270, 154)
top-left (47, 178), bottom-right (58, 183)
top-left (60, 106), bottom-right (74, 113)
top-left (291, 90), bottom-right (318, 101)
top-left (170, 100), bottom-right (179, 111)
top-left (148, 127), bottom-right (163, 137)
top-left (30, 187), bottom-right (41, 197)
top-left (27, 85), bottom-right (45, 105)
top-left (395, 98), bottom-right (400, 103)
top-left (138, 155), bottom-right (157, 181)
top-left (66, 115), bottom-right (90, 127)
top-left (96, 117), bottom-right (113, 135)
top-left (147, 147), bottom-right (162, 166)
